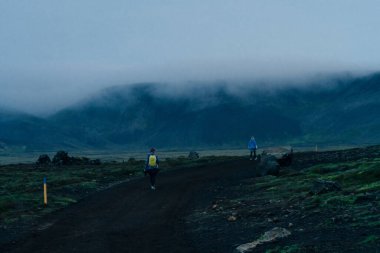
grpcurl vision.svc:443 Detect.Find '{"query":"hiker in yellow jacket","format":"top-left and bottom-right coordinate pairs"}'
top-left (144, 147), bottom-right (160, 190)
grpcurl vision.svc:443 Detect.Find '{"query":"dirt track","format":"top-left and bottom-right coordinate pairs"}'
top-left (4, 158), bottom-right (258, 253)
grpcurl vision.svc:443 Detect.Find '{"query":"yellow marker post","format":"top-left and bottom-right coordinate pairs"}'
top-left (43, 177), bottom-right (47, 206)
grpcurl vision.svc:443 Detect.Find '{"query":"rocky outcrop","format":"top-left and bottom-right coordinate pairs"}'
top-left (277, 149), bottom-right (293, 167)
top-left (51, 151), bottom-right (101, 166)
top-left (52, 151), bottom-right (70, 165)
top-left (258, 154), bottom-right (280, 176)
top-left (36, 154), bottom-right (51, 165)
top-left (188, 151), bottom-right (200, 160)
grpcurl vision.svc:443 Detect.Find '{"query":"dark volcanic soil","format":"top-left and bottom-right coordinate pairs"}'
top-left (1, 158), bottom-right (259, 253)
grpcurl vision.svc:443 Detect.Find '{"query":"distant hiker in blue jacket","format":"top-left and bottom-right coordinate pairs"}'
top-left (248, 136), bottom-right (258, 160)
top-left (145, 147), bottom-right (160, 190)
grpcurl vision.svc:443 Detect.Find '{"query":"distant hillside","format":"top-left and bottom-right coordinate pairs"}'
top-left (49, 72), bottom-right (380, 149)
top-left (1, 73), bottom-right (379, 150)
top-left (289, 74), bottom-right (380, 144)
top-left (49, 83), bottom-right (302, 149)
top-left (0, 109), bottom-right (85, 151)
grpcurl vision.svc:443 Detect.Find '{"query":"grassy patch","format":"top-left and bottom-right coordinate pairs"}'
top-left (265, 244), bottom-right (301, 253)
top-left (308, 163), bottom-right (353, 174)
top-left (357, 181), bottom-right (380, 192)
top-left (359, 235), bottom-right (379, 245)
top-left (322, 194), bottom-right (357, 207)
top-left (326, 162), bottom-right (380, 186)
top-left (210, 157), bottom-right (379, 249)
top-left (240, 159), bottom-right (380, 213)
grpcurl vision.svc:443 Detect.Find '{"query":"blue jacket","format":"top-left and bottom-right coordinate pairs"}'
top-left (248, 139), bottom-right (258, 150)
top-left (145, 153), bottom-right (159, 170)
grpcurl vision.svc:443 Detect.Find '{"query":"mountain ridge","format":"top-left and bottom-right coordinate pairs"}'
top-left (1, 72), bottom-right (379, 151)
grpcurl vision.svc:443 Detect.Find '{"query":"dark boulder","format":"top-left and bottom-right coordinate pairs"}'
top-left (277, 149), bottom-right (293, 167)
top-left (52, 151), bottom-right (70, 165)
top-left (90, 159), bottom-right (101, 165)
top-left (36, 154), bottom-right (51, 165)
top-left (311, 179), bottom-right (342, 195)
top-left (259, 155), bottom-right (280, 176)
top-left (51, 151), bottom-right (101, 166)
top-left (188, 151), bottom-right (200, 160)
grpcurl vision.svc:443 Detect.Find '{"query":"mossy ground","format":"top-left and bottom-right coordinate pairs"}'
top-left (187, 149), bottom-right (380, 252)
top-left (0, 162), bottom-right (140, 225)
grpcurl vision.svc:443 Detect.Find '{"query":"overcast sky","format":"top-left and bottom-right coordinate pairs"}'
top-left (1, 0), bottom-right (379, 115)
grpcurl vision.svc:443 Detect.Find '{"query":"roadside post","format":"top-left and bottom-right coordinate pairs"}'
top-left (43, 177), bottom-right (48, 206)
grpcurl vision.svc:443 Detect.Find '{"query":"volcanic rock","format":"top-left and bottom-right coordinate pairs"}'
top-left (235, 227), bottom-right (291, 252)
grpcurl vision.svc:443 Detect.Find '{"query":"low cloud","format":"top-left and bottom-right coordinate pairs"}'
top-left (0, 59), bottom-right (374, 116)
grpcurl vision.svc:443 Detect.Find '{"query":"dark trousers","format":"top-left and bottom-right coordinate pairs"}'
top-left (147, 169), bottom-right (159, 186)
top-left (250, 149), bottom-right (257, 159)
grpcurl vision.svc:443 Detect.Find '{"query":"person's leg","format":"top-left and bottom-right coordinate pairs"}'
top-left (149, 170), bottom-right (158, 187)
top-left (250, 150), bottom-right (253, 160)
top-left (254, 149), bottom-right (257, 159)
top-left (149, 171), bottom-right (154, 186)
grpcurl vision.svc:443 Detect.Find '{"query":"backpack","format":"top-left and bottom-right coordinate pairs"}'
top-left (148, 155), bottom-right (157, 167)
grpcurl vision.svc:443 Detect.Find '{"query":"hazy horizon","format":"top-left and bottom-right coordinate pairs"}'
top-left (1, 0), bottom-right (380, 115)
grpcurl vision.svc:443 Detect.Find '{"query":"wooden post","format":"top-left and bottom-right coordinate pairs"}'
top-left (43, 177), bottom-right (47, 206)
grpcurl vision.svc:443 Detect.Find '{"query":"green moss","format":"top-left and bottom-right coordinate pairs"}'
top-left (365, 220), bottom-right (380, 227)
top-left (50, 196), bottom-right (77, 207)
top-left (357, 181), bottom-right (380, 192)
top-left (265, 244), bottom-right (301, 253)
top-left (314, 161), bottom-right (380, 193)
top-left (359, 235), bottom-right (379, 245)
top-left (309, 195), bottom-right (322, 206)
top-left (308, 163), bottom-right (349, 174)
top-left (78, 181), bottom-right (98, 190)
top-left (351, 213), bottom-right (380, 228)
top-left (322, 194), bottom-right (357, 207)
top-left (267, 186), bottom-right (279, 191)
